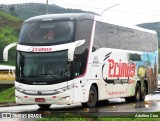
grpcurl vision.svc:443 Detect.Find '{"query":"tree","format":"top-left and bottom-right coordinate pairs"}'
top-left (0, 4), bottom-right (3, 9)
top-left (9, 5), bottom-right (16, 15)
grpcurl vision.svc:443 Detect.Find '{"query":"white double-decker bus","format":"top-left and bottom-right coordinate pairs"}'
top-left (15, 13), bottom-right (158, 109)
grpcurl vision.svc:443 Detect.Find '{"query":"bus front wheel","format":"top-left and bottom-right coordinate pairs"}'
top-left (38, 104), bottom-right (51, 109)
top-left (81, 85), bottom-right (98, 108)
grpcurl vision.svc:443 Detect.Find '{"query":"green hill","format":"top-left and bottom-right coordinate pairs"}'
top-left (0, 10), bottom-right (22, 65)
top-left (0, 3), bottom-right (94, 20)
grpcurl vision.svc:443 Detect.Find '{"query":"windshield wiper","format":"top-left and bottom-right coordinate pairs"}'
top-left (16, 76), bottom-right (32, 82)
top-left (27, 75), bottom-right (39, 77)
top-left (39, 74), bottom-right (50, 76)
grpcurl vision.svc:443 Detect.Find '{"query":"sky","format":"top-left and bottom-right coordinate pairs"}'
top-left (0, 0), bottom-right (160, 25)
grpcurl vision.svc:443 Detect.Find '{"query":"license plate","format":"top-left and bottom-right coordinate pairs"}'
top-left (35, 98), bottom-right (45, 102)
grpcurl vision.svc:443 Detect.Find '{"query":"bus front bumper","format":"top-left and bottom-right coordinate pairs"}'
top-left (15, 89), bottom-right (73, 105)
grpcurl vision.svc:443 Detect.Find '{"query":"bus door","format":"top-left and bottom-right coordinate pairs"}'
top-left (73, 55), bottom-right (85, 103)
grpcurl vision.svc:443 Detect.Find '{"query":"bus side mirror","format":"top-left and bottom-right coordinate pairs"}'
top-left (3, 42), bottom-right (17, 62)
top-left (68, 39), bottom-right (85, 61)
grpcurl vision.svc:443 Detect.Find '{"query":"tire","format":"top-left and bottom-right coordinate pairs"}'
top-left (140, 83), bottom-right (147, 101)
top-left (97, 99), bottom-right (109, 106)
top-left (133, 83), bottom-right (141, 102)
top-left (38, 104), bottom-right (51, 109)
top-left (125, 97), bottom-right (133, 102)
top-left (81, 85), bottom-right (98, 108)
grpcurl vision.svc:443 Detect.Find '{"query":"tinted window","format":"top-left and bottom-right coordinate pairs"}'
top-left (19, 20), bottom-right (75, 46)
top-left (152, 34), bottom-right (158, 52)
top-left (128, 29), bottom-right (139, 51)
top-left (93, 22), bottom-right (106, 50)
top-left (117, 26), bottom-right (128, 50)
top-left (106, 24), bottom-right (118, 49)
top-left (93, 21), bottom-right (157, 52)
top-left (16, 50), bottom-right (71, 85)
top-left (93, 22), bottom-right (118, 50)
top-left (74, 20), bottom-right (93, 77)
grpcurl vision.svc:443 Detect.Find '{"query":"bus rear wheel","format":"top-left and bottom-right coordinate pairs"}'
top-left (38, 104), bottom-right (51, 109)
top-left (140, 83), bottom-right (147, 101)
top-left (82, 85), bottom-right (98, 108)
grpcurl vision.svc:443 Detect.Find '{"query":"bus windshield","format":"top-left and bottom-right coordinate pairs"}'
top-left (16, 50), bottom-right (71, 85)
top-left (19, 20), bottom-right (75, 45)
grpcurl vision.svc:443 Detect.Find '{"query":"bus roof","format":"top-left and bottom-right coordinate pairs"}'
top-left (25, 13), bottom-right (157, 35)
top-left (0, 65), bottom-right (15, 70)
top-left (25, 13), bottom-right (94, 22)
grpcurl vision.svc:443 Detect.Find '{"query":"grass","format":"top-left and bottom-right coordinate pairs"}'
top-left (0, 87), bottom-right (15, 102)
top-left (99, 112), bottom-right (160, 121)
top-left (0, 87), bottom-right (159, 121)
top-left (0, 26), bottom-right (18, 42)
top-left (36, 113), bottom-right (96, 121)
top-left (0, 26), bottom-right (18, 65)
top-left (0, 11), bottom-right (21, 22)
top-left (35, 112), bottom-right (160, 121)
top-left (99, 118), bottom-right (159, 121)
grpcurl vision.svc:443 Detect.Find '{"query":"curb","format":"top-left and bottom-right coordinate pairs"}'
top-left (0, 102), bottom-right (19, 107)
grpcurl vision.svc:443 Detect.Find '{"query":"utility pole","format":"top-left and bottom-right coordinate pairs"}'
top-left (46, 0), bottom-right (49, 14)
top-left (100, 3), bottom-right (120, 16)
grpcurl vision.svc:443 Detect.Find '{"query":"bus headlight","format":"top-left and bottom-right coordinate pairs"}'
top-left (15, 86), bottom-right (25, 93)
top-left (65, 96), bottom-right (70, 101)
top-left (56, 84), bottom-right (74, 93)
top-left (60, 96), bottom-right (70, 101)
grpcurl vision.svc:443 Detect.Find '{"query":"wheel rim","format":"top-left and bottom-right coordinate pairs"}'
top-left (89, 90), bottom-right (95, 103)
top-left (141, 84), bottom-right (146, 98)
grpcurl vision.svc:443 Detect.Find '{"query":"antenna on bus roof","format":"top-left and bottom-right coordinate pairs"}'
top-left (100, 3), bottom-right (120, 16)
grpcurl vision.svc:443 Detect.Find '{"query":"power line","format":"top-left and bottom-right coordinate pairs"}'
top-left (47, 0), bottom-right (160, 19)
top-left (82, 0), bottom-right (160, 12)
top-left (52, 0), bottom-right (160, 14)
top-left (50, 0), bottom-right (160, 13)
top-left (121, 5), bottom-right (160, 13)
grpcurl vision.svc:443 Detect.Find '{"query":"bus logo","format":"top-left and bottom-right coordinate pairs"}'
top-left (37, 91), bottom-right (42, 95)
top-left (102, 52), bottom-right (136, 82)
top-left (31, 47), bottom-right (52, 52)
top-left (108, 59), bottom-right (136, 78)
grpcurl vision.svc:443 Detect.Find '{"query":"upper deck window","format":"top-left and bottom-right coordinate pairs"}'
top-left (19, 20), bottom-right (75, 46)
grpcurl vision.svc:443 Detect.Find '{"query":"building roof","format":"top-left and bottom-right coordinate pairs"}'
top-left (0, 65), bottom-right (15, 70)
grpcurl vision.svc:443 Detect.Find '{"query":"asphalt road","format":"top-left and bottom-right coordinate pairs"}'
top-left (0, 92), bottom-right (160, 120)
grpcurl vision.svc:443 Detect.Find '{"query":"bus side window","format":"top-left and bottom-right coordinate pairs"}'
top-left (74, 51), bottom-right (88, 77)
top-left (74, 53), bottom-right (81, 77)
top-left (74, 61), bottom-right (81, 77)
